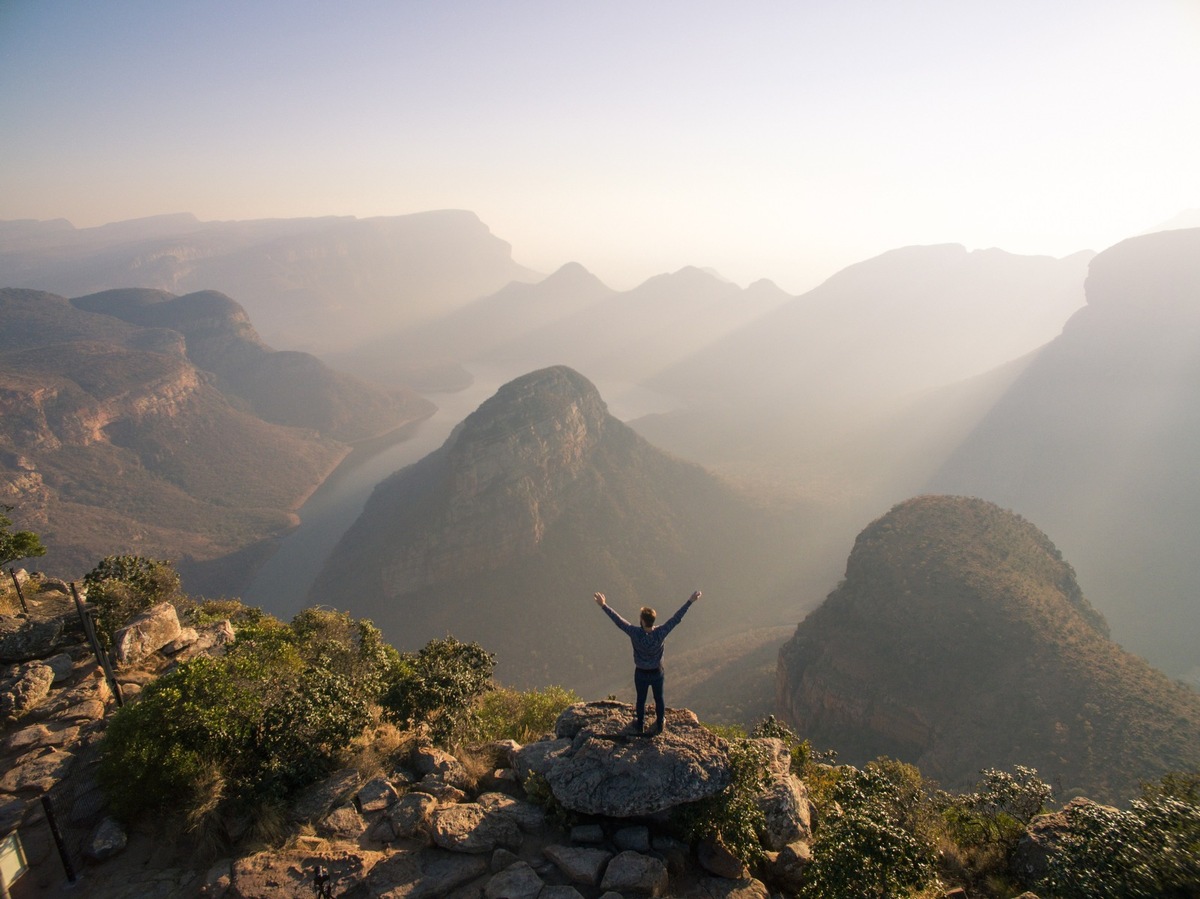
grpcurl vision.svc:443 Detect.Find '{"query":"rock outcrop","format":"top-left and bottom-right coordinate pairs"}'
top-left (529, 701), bottom-right (732, 817)
top-left (0, 586), bottom-right (236, 896)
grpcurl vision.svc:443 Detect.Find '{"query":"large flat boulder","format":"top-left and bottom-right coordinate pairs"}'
top-left (366, 848), bottom-right (488, 898)
top-left (112, 602), bottom-right (182, 665)
top-left (538, 701), bottom-right (731, 817)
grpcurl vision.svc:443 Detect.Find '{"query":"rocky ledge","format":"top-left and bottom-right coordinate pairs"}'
top-left (1, 580), bottom-right (813, 898)
top-left (206, 700), bottom-right (814, 898)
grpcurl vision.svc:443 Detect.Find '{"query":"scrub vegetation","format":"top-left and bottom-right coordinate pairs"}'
top-left (18, 548), bottom-right (1193, 896)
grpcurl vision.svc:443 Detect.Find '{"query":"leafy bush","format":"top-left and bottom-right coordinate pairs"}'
top-left (673, 737), bottom-right (773, 867)
top-left (942, 766), bottom-right (1052, 851)
top-left (380, 636), bottom-right (495, 745)
top-left (524, 771), bottom-right (577, 829)
top-left (1036, 774), bottom-right (1200, 898)
top-left (471, 684), bottom-right (580, 743)
top-left (99, 608), bottom-right (389, 830)
top-left (802, 759), bottom-right (938, 899)
top-left (0, 506), bottom-right (46, 569)
top-left (83, 554), bottom-right (181, 645)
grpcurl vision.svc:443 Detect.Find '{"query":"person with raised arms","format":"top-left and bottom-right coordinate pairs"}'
top-left (593, 589), bottom-right (701, 735)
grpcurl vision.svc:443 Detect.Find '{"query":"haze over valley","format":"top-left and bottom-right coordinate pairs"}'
top-left (3, 2), bottom-right (1200, 823)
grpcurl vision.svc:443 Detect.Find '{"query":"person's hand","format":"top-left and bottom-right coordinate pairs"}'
top-left (689, 590), bottom-right (702, 603)
top-left (594, 592), bottom-right (606, 607)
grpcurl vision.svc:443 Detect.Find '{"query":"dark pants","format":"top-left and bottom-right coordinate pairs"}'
top-left (634, 667), bottom-right (665, 731)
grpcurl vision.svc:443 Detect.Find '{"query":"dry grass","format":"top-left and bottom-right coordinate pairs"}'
top-left (452, 745), bottom-right (498, 794)
top-left (341, 715), bottom-right (418, 781)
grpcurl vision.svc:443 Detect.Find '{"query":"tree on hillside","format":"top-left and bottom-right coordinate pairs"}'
top-left (0, 505), bottom-right (46, 570)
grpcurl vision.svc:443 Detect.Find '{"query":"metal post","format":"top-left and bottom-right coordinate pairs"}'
top-left (7, 569), bottom-right (27, 614)
top-left (69, 583), bottom-right (124, 708)
top-left (39, 796), bottom-right (76, 884)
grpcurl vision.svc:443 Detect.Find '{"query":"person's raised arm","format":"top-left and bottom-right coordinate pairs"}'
top-left (657, 589), bottom-right (702, 637)
top-left (594, 591), bottom-right (636, 633)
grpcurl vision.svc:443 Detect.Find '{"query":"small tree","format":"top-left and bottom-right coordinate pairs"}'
top-left (380, 636), bottom-right (495, 745)
top-left (943, 765), bottom-right (1052, 852)
top-left (83, 555), bottom-right (181, 645)
top-left (0, 505), bottom-right (46, 569)
top-left (803, 760), bottom-right (938, 899)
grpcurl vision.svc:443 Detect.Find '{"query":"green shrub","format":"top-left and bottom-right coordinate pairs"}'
top-left (802, 759), bottom-right (938, 899)
top-left (943, 766), bottom-right (1052, 853)
top-left (380, 636), bottom-right (495, 745)
top-left (1036, 773), bottom-right (1200, 898)
top-left (98, 608), bottom-right (389, 830)
top-left (83, 554), bottom-right (181, 645)
top-left (471, 684), bottom-right (580, 743)
top-left (99, 655), bottom-right (262, 820)
top-left (673, 737), bottom-right (773, 867)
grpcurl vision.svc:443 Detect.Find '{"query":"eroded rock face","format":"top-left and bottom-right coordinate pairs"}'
top-left (430, 803), bottom-right (523, 854)
top-left (0, 661), bottom-right (55, 720)
top-left (0, 615), bottom-right (68, 663)
top-left (537, 701), bottom-right (731, 817)
top-left (755, 738), bottom-right (813, 850)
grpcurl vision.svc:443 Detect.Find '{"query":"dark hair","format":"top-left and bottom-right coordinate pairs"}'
top-left (640, 606), bottom-right (656, 627)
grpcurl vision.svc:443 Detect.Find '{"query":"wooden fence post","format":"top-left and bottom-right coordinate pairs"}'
top-left (6, 569), bottom-right (27, 614)
top-left (69, 583), bottom-right (124, 708)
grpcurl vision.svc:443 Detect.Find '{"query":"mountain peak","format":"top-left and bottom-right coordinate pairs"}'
top-left (449, 366), bottom-right (609, 460)
top-left (530, 262), bottom-right (612, 297)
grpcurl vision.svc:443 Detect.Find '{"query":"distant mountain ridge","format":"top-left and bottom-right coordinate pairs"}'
top-left (777, 495), bottom-right (1200, 802)
top-left (310, 366), bottom-right (818, 691)
top-left (350, 263), bottom-right (794, 394)
top-left (0, 211), bottom-right (539, 362)
top-left (649, 244), bottom-right (1091, 405)
top-left (0, 286), bottom-right (432, 577)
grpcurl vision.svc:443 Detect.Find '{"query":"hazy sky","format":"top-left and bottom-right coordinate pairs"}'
top-left (2, 1), bottom-right (1197, 291)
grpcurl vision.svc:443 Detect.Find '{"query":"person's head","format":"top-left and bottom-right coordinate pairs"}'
top-left (640, 606), bottom-right (656, 628)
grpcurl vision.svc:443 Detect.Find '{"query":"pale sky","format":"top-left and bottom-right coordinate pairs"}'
top-left (1, 0), bottom-right (1197, 292)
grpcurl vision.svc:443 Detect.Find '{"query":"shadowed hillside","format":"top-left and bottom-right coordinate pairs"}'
top-left (929, 228), bottom-right (1200, 683)
top-left (777, 495), bottom-right (1200, 802)
top-left (309, 366), bottom-right (820, 692)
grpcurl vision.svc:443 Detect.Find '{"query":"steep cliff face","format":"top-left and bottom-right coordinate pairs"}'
top-left (0, 288), bottom-right (352, 576)
top-left (312, 366), bottom-right (815, 690)
top-left (0, 343), bottom-right (206, 450)
top-left (776, 495), bottom-right (1200, 802)
top-left (73, 288), bottom-right (434, 442)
